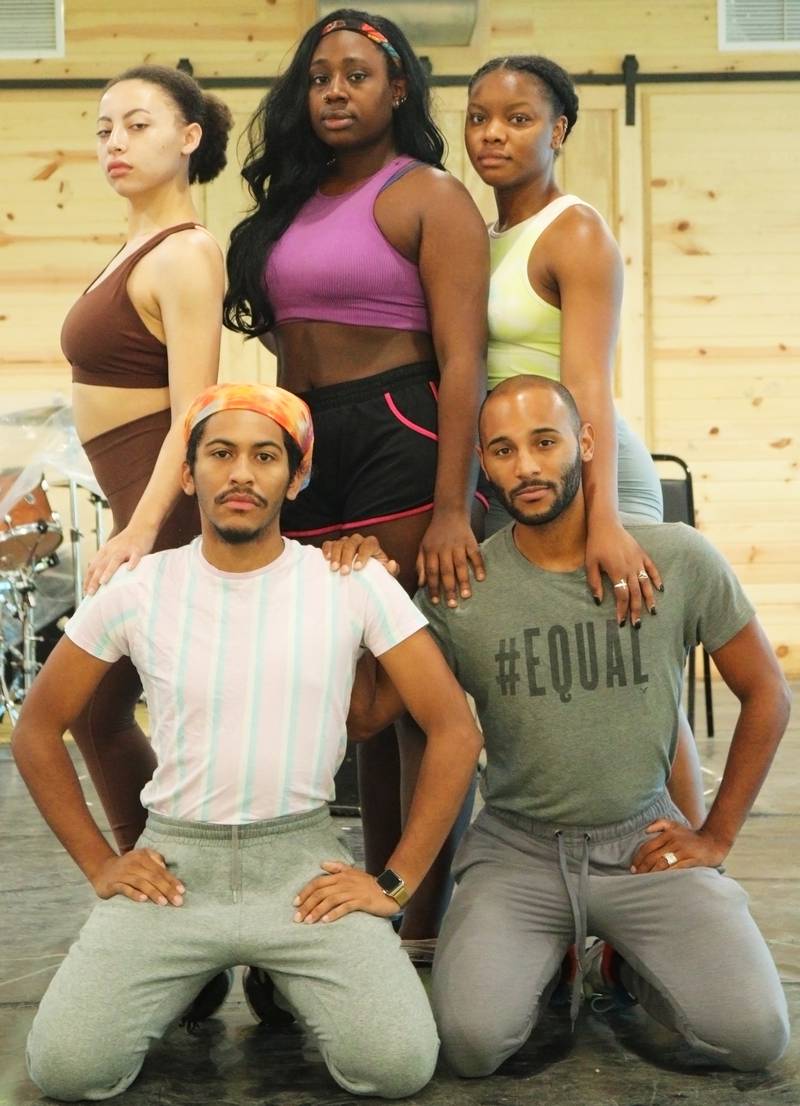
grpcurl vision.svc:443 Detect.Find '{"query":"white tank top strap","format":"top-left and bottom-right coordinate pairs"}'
top-left (535, 193), bottom-right (598, 230)
top-left (488, 194), bottom-right (599, 258)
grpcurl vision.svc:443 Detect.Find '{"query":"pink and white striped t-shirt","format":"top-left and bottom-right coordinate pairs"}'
top-left (66, 537), bottom-right (426, 824)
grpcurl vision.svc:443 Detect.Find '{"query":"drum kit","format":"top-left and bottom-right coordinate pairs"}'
top-left (0, 404), bottom-right (108, 724)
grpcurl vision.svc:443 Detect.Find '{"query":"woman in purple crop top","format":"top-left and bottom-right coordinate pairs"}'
top-left (225, 9), bottom-right (489, 950)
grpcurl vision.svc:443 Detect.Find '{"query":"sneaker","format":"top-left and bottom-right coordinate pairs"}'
top-left (583, 940), bottom-right (637, 1014)
top-left (242, 967), bottom-right (296, 1027)
top-left (180, 968), bottom-right (234, 1029)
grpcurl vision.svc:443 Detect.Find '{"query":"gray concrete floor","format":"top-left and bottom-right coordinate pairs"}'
top-left (1, 682), bottom-right (798, 1106)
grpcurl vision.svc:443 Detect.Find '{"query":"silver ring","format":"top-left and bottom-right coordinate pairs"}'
top-left (613, 579), bottom-right (628, 590)
top-left (663, 851), bottom-right (678, 867)
top-left (637, 570), bottom-right (649, 581)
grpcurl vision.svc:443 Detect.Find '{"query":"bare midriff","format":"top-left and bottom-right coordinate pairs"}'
top-left (273, 321), bottom-right (435, 392)
top-left (72, 383), bottom-right (171, 443)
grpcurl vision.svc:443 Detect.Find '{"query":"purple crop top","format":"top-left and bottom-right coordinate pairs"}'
top-left (265, 156), bottom-right (430, 332)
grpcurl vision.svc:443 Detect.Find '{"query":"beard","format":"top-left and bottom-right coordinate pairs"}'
top-left (210, 519), bottom-right (273, 545)
top-left (494, 447), bottom-right (583, 527)
top-left (207, 483), bottom-right (283, 545)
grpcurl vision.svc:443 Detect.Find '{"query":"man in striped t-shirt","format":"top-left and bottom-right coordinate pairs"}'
top-left (13, 384), bottom-right (482, 1102)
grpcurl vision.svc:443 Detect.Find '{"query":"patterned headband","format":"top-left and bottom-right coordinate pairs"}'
top-left (319, 17), bottom-right (404, 71)
top-left (184, 383), bottom-right (315, 489)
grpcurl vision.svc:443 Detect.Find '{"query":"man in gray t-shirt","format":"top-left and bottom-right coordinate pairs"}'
top-left (349, 374), bottom-right (790, 1077)
top-left (419, 521), bottom-right (753, 829)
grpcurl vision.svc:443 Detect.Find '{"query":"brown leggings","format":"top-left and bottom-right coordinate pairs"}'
top-left (71, 410), bottom-right (199, 852)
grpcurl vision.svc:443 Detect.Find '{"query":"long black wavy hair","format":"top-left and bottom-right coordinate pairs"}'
top-left (224, 8), bottom-right (446, 337)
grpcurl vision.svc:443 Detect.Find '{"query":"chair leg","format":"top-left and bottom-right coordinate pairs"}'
top-left (702, 648), bottom-right (714, 738)
top-left (686, 645), bottom-right (696, 735)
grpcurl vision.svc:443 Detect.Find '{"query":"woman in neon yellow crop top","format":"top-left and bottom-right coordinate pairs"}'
top-left (465, 55), bottom-right (704, 826)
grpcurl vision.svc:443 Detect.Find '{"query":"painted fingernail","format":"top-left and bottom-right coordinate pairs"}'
top-left (649, 607), bottom-right (657, 616)
top-left (304, 916), bottom-right (314, 924)
top-left (633, 619), bottom-right (641, 630)
top-left (158, 896), bottom-right (167, 906)
top-left (619, 619), bottom-right (626, 628)
top-left (292, 896), bottom-right (300, 906)
top-left (593, 596), bottom-right (601, 606)
top-left (658, 584), bottom-right (665, 593)
top-left (177, 883), bottom-right (185, 893)
top-left (321, 915), bottom-right (330, 923)
top-left (293, 911), bottom-right (302, 922)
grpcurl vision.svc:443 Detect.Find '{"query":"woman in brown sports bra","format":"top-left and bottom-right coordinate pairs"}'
top-left (61, 65), bottom-right (232, 852)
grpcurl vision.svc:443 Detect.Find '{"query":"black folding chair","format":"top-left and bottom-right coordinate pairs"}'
top-left (651, 453), bottom-right (714, 738)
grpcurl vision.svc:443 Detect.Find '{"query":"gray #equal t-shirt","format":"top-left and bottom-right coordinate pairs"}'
top-left (415, 522), bottom-right (754, 827)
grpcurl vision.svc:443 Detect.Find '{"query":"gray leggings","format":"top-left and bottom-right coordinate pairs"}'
top-left (432, 797), bottom-right (789, 1076)
top-left (27, 807), bottom-right (438, 1101)
top-left (484, 411), bottom-right (664, 536)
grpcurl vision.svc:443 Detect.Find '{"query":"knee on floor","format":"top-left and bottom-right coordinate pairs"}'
top-left (719, 1006), bottom-right (790, 1072)
top-left (27, 1034), bottom-right (141, 1102)
top-left (331, 1029), bottom-right (439, 1098)
top-left (691, 997), bottom-right (790, 1072)
top-left (438, 1008), bottom-right (531, 1079)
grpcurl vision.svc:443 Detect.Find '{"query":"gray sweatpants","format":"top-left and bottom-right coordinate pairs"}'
top-left (432, 794), bottom-right (789, 1076)
top-left (27, 807), bottom-right (438, 1101)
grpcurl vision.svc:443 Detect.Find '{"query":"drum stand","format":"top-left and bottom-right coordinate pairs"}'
top-left (68, 479), bottom-right (83, 611)
top-left (0, 570), bottom-right (40, 724)
top-left (0, 641), bottom-right (20, 724)
top-left (91, 492), bottom-right (107, 548)
top-left (0, 483), bottom-right (109, 722)
top-left (66, 483), bottom-right (109, 611)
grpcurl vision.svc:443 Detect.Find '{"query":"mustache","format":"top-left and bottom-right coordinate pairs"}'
top-left (216, 487), bottom-right (268, 507)
top-left (510, 480), bottom-right (556, 498)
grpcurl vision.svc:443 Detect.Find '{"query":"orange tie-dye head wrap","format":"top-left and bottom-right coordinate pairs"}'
top-left (184, 382), bottom-right (314, 488)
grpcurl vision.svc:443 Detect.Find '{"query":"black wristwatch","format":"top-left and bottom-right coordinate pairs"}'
top-left (376, 868), bottom-right (409, 908)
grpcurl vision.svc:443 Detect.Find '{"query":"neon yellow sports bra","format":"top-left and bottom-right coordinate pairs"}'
top-left (487, 194), bottom-right (597, 391)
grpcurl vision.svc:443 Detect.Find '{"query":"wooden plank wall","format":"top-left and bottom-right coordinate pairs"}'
top-left (1, 1), bottom-right (798, 672)
top-left (2, 0), bottom-right (798, 78)
top-left (646, 88), bottom-right (800, 672)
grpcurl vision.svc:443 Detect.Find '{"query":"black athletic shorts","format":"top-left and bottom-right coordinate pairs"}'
top-left (281, 361), bottom-right (488, 538)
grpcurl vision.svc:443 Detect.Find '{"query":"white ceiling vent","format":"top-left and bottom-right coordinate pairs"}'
top-left (0, 0), bottom-right (64, 58)
top-left (718, 0), bottom-right (800, 49)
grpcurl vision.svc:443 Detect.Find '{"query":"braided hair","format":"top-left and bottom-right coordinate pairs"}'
top-left (469, 55), bottom-right (579, 143)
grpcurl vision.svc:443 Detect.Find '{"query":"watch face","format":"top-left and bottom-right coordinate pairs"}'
top-left (377, 869), bottom-right (402, 894)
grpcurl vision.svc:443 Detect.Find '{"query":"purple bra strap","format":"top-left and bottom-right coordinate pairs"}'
top-left (377, 159), bottom-right (426, 194)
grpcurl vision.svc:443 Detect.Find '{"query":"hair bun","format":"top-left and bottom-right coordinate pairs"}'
top-left (191, 92), bottom-right (234, 184)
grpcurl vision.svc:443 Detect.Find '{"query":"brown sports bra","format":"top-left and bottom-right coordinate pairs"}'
top-left (62, 222), bottom-right (198, 388)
